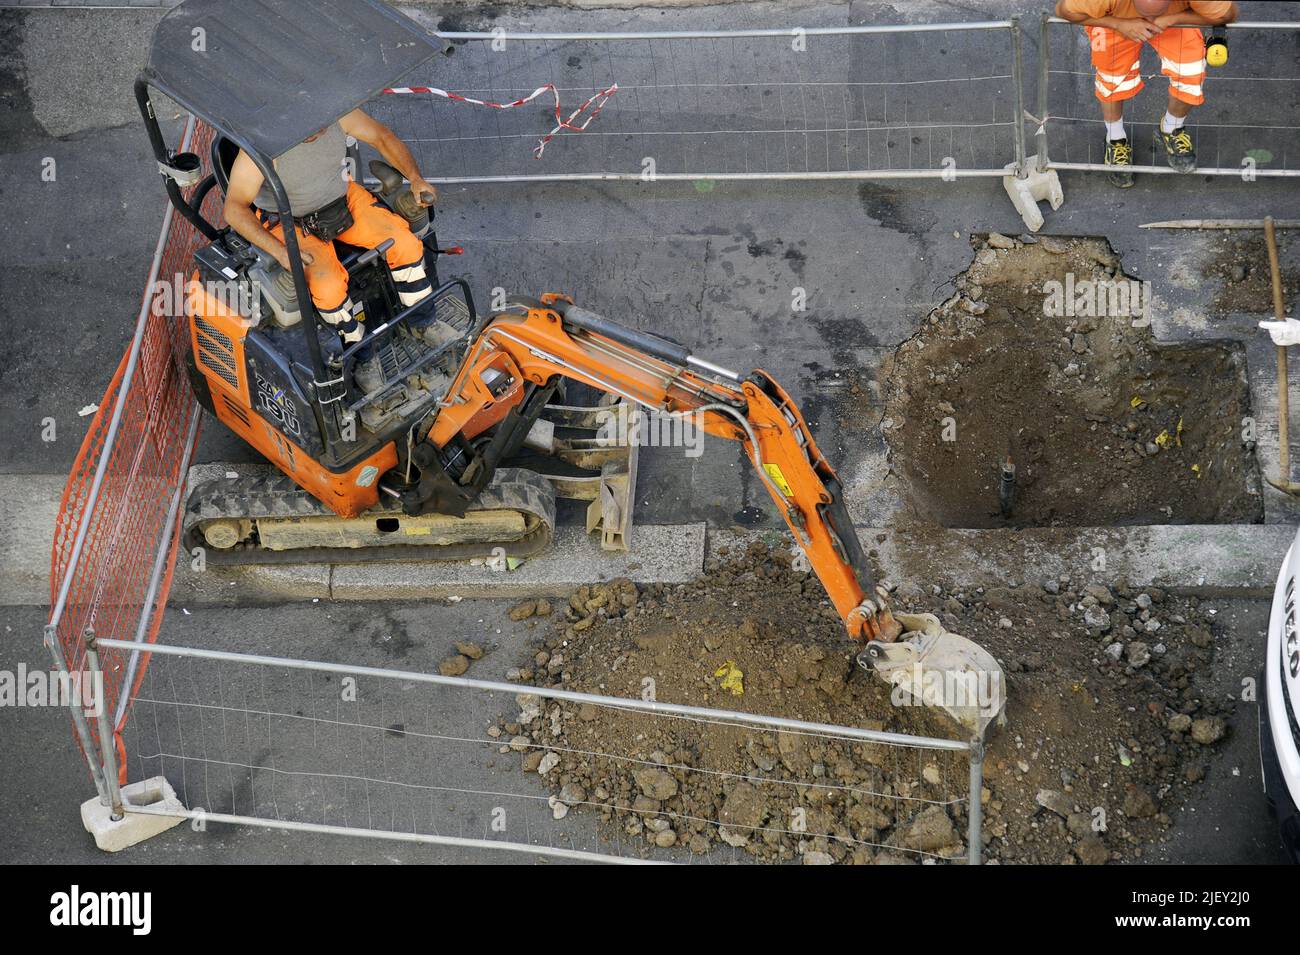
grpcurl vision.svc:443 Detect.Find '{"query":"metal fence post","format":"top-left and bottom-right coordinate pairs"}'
top-left (84, 629), bottom-right (124, 819)
top-left (43, 624), bottom-right (109, 803)
top-left (1037, 11), bottom-right (1050, 170)
top-left (1011, 17), bottom-right (1028, 178)
top-left (968, 738), bottom-right (984, 865)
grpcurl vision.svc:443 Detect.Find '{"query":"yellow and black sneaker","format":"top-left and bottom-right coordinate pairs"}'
top-left (1158, 125), bottom-right (1197, 172)
top-left (1104, 137), bottom-right (1134, 188)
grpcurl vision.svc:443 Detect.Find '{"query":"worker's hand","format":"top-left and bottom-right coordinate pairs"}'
top-left (1114, 18), bottom-right (1162, 42)
top-left (411, 178), bottom-right (438, 207)
top-left (1261, 318), bottom-right (1300, 347)
top-left (273, 245), bottom-right (312, 271)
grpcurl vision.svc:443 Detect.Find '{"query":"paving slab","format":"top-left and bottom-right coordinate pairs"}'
top-left (713, 523), bottom-right (1297, 597)
top-left (170, 561), bottom-right (332, 607)
top-left (328, 522), bottom-right (705, 600)
top-left (0, 473), bottom-right (61, 606)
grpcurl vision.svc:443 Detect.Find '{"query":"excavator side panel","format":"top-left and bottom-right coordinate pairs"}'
top-left (186, 278), bottom-right (396, 519)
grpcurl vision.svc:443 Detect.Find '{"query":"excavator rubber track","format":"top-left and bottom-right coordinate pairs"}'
top-left (183, 466), bottom-right (556, 565)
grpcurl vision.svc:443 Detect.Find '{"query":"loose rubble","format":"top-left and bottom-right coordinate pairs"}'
top-left (493, 543), bottom-right (1232, 864)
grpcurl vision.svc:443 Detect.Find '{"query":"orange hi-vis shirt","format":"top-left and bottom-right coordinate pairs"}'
top-left (1063, 0), bottom-right (1230, 105)
top-left (1057, 1), bottom-right (1234, 20)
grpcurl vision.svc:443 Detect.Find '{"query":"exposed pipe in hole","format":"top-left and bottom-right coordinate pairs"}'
top-left (998, 454), bottom-right (1017, 517)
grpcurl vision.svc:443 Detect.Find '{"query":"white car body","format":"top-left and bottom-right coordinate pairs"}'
top-left (1261, 530), bottom-right (1300, 861)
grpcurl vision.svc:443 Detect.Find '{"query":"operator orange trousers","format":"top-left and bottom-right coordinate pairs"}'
top-left (1085, 25), bottom-right (1207, 106)
top-left (262, 180), bottom-right (431, 342)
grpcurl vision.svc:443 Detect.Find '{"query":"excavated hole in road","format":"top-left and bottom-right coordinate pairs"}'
top-left (881, 235), bottom-right (1263, 529)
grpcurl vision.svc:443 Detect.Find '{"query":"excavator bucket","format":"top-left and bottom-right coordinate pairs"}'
top-left (858, 612), bottom-right (1006, 739)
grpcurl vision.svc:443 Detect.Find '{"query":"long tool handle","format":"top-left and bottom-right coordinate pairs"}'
top-left (1265, 217), bottom-right (1295, 489)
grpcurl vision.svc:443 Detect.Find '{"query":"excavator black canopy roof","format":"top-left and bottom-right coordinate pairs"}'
top-left (141, 0), bottom-right (442, 159)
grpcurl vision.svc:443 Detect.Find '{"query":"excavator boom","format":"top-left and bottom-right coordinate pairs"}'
top-left (429, 294), bottom-right (902, 643)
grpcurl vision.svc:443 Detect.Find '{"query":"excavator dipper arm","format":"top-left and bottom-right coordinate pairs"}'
top-left (425, 295), bottom-right (903, 644)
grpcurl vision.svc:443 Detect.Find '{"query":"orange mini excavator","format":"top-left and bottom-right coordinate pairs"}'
top-left (137, 0), bottom-right (1004, 735)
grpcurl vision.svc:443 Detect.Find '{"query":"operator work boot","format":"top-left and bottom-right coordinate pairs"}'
top-left (1158, 124), bottom-right (1197, 172)
top-left (353, 354), bottom-right (385, 396)
top-left (1104, 137), bottom-right (1135, 188)
top-left (349, 335), bottom-right (387, 396)
top-left (403, 292), bottom-right (439, 334)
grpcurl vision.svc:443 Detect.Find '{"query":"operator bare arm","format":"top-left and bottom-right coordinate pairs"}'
top-left (1149, 2), bottom-right (1237, 29)
top-left (222, 150), bottom-right (309, 271)
top-left (1055, 0), bottom-right (1236, 38)
top-left (1054, 0), bottom-right (1163, 41)
top-left (340, 108), bottom-right (438, 207)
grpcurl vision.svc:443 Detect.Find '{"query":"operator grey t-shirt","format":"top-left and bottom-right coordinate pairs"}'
top-left (253, 122), bottom-right (348, 217)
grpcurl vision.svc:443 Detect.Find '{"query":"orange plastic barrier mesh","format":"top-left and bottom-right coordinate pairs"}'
top-left (48, 120), bottom-right (218, 783)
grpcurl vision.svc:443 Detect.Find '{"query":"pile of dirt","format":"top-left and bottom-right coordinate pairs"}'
top-left (1203, 230), bottom-right (1298, 317)
top-left (497, 541), bottom-right (1233, 864)
top-left (881, 233), bottom-right (1261, 528)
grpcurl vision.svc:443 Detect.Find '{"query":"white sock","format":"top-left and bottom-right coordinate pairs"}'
top-left (1105, 119), bottom-right (1126, 141)
top-left (1161, 111), bottom-right (1185, 133)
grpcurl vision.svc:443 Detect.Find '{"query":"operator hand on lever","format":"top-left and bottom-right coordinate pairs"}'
top-left (411, 179), bottom-right (438, 207)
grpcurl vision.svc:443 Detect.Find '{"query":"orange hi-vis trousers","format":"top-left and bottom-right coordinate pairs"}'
top-left (1085, 25), bottom-right (1207, 106)
top-left (262, 181), bottom-right (431, 342)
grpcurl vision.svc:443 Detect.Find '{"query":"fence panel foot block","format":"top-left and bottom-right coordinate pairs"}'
top-left (1003, 155), bottom-right (1063, 232)
top-left (81, 776), bottom-right (186, 852)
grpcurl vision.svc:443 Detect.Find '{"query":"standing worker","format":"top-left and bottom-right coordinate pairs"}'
top-left (1054, 0), bottom-right (1238, 187)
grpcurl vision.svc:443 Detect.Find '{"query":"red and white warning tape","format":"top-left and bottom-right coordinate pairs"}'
top-left (383, 82), bottom-right (619, 158)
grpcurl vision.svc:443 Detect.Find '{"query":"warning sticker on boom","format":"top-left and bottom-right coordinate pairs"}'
top-left (763, 463), bottom-right (794, 497)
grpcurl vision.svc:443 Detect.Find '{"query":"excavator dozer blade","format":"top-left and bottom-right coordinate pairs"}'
top-left (857, 612), bottom-right (1006, 739)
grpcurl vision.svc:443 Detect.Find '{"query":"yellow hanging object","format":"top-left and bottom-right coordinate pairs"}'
top-left (1206, 34), bottom-right (1228, 68)
top-left (714, 660), bottom-right (745, 696)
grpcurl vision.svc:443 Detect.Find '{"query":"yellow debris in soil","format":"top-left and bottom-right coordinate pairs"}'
top-left (713, 660), bottom-right (744, 696)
